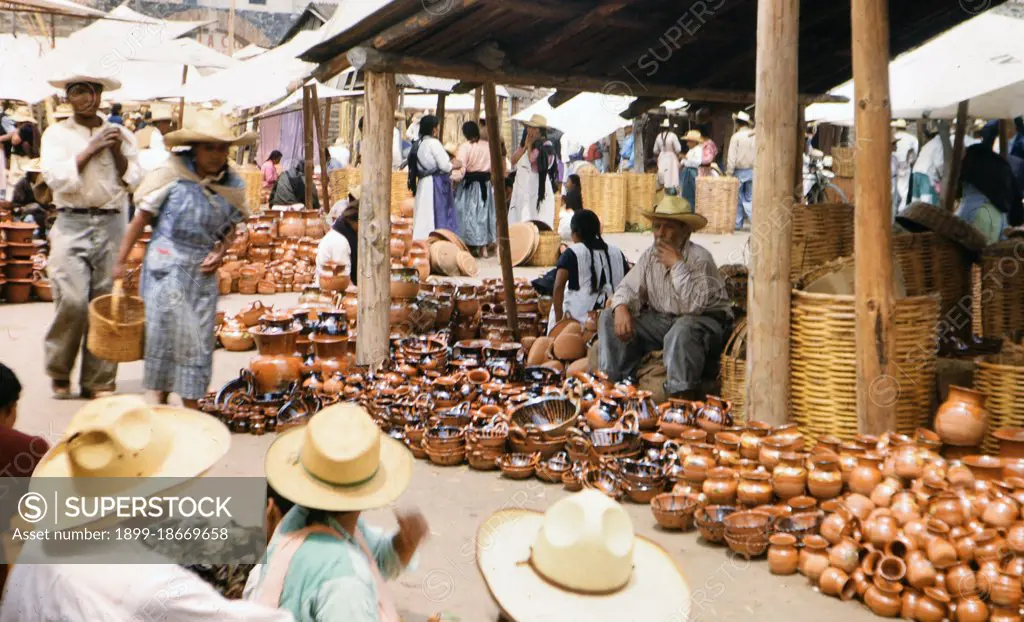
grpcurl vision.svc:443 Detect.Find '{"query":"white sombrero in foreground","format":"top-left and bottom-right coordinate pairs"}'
top-left (477, 489), bottom-right (691, 621)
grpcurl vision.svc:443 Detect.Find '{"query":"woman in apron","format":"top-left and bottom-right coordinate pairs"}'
top-left (509, 116), bottom-right (557, 227)
top-left (245, 404), bottom-right (429, 622)
top-left (451, 121), bottom-right (496, 256)
top-left (408, 114), bottom-right (457, 239)
top-left (113, 112), bottom-right (252, 409)
top-left (549, 209), bottom-right (628, 329)
top-left (680, 129), bottom-right (716, 209)
top-left (653, 119), bottom-right (681, 194)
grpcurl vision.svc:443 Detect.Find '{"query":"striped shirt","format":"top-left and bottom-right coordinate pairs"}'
top-left (610, 241), bottom-right (730, 316)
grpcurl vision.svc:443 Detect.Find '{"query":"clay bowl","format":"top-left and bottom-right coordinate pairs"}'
top-left (219, 330), bottom-right (255, 352)
top-left (963, 455), bottom-right (1004, 482)
top-left (773, 510), bottom-right (824, 545)
top-left (618, 458), bottom-right (666, 487)
top-left (724, 510), bottom-right (774, 559)
top-left (467, 427), bottom-right (508, 450)
top-left (694, 505), bottom-right (738, 544)
top-left (583, 467), bottom-right (623, 500)
top-left (499, 453), bottom-right (539, 479)
top-left (1, 222), bottom-right (36, 244)
top-left (651, 492), bottom-right (700, 530)
top-left (588, 428), bottom-right (643, 458)
top-left (32, 280), bottom-right (52, 302)
top-left (508, 432), bottom-right (565, 459)
top-left (523, 365), bottom-right (561, 385)
top-left (994, 428), bottom-right (1024, 459)
top-left (423, 444), bottom-right (466, 467)
top-left (509, 397), bottom-right (579, 440)
top-left (4, 260), bottom-right (33, 280)
top-left (536, 453), bottom-right (572, 483)
top-left (6, 242), bottom-right (34, 259)
top-left (423, 425), bottom-right (466, 451)
top-left (468, 449), bottom-right (502, 471)
top-left (623, 479), bottom-right (665, 504)
top-left (3, 279), bottom-right (33, 304)
top-left (562, 467), bottom-right (584, 492)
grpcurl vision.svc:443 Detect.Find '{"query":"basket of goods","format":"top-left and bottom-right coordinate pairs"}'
top-left (697, 176), bottom-right (740, 234)
top-left (789, 204), bottom-right (854, 280)
top-left (975, 345), bottom-right (1024, 454)
top-left (87, 278), bottom-right (145, 362)
top-left (719, 319), bottom-right (747, 421)
top-left (625, 172), bottom-right (657, 229)
top-left (973, 240), bottom-right (1024, 340)
top-left (528, 231), bottom-right (561, 267)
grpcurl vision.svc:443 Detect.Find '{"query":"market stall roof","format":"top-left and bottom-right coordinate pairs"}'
top-left (806, 5), bottom-right (1024, 123)
top-left (514, 93), bottom-right (631, 148)
top-left (0, 35), bottom-right (55, 102)
top-left (233, 43), bottom-right (267, 60)
top-left (128, 38), bottom-right (237, 70)
top-left (1, 0), bottom-right (107, 18)
top-left (251, 80), bottom-right (358, 120)
top-left (298, 0), bottom-right (997, 104)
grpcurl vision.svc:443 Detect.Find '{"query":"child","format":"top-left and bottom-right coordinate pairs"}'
top-left (558, 173), bottom-right (583, 245)
top-left (0, 363), bottom-right (49, 478)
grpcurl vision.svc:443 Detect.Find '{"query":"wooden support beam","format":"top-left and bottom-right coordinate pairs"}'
top-left (747, 0), bottom-right (799, 427)
top-left (177, 65), bottom-right (188, 130)
top-left (436, 92), bottom-right (447, 140)
top-left (347, 99), bottom-right (358, 157)
top-left (853, 0), bottom-right (896, 435)
top-left (372, 0), bottom-right (481, 50)
top-left (548, 89), bottom-right (580, 108)
top-left (493, 0), bottom-right (659, 30)
top-left (518, 2), bottom-right (635, 66)
top-left (483, 82), bottom-right (519, 342)
top-left (309, 84), bottom-right (331, 214)
top-left (341, 46), bottom-right (847, 105)
top-left (944, 101), bottom-right (969, 213)
top-left (357, 72), bottom-right (396, 367)
top-left (795, 105), bottom-right (805, 201)
top-left (609, 131), bottom-right (619, 173)
top-left (1000, 119), bottom-right (1010, 160)
top-left (302, 87), bottom-right (315, 210)
top-left (473, 88), bottom-right (482, 123)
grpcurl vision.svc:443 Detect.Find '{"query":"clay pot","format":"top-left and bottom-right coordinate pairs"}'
top-left (976, 559), bottom-right (1002, 599)
top-left (870, 477), bottom-right (903, 508)
top-left (798, 535), bottom-right (830, 583)
top-left (702, 467), bottom-right (739, 506)
top-left (767, 533), bottom-right (799, 575)
top-left (390, 266), bottom-right (420, 300)
top-left (906, 550), bottom-right (938, 590)
top-left (982, 495), bottom-right (1018, 529)
top-left (787, 496), bottom-right (817, 514)
top-left (849, 452), bottom-right (884, 496)
top-left (1006, 523), bottom-right (1024, 554)
top-left (250, 328), bottom-right (302, 394)
top-left (864, 576), bottom-right (903, 617)
top-left (819, 566), bottom-right (856, 600)
top-left (2, 279), bottom-right (32, 303)
top-left (739, 421), bottom-right (772, 460)
top-left (877, 555), bottom-right (907, 583)
top-left (850, 568), bottom-right (871, 598)
top-left (991, 606), bottom-right (1022, 622)
top-left (953, 594), bottom-right (988, 622)
top-left (552, 331), bottom-right (587, 361)
top-left (682, 444), bottom-right (715, 484)
top-left (926, 520), bottom-right (958, 570)
top-left (866, 514), bottom-right (900, 549)
top-left (828, 537), bottom-right (862, 574)
top-left (695, 395), bottom-right (733, 434)
top-left (736, 470), bottom-right (773, 507)
top-left (807, 455), bottom-right (843, 500)
top-left (945, 562), bottom-right (978, 599)
top-left (771, 452), bottom-right (807, 500)
top-left (994, 427), bottom-right (1024, 459)
top-left (934, 385), bottom-right (989, 449)
top-left (890, 492), bottom-right (920, 525)
top-left (279, 211), bottom-right (306, 238)
top-left (964, 454), bottom-right (1004, 482)
top-left (900, 588), bottom-right (921, 620)
top-left (893, 441), bottom-right (925, 481)
top-left (820, 507), bottom-right (855, 544)
top-left (914, 587), bottom-right (951, 622)
top-left (758, 436), bottom-right (791, 470)
top-left (844, 493), bottom-right (876, 522)
top-left (884, 533), bottom-right (917, 559)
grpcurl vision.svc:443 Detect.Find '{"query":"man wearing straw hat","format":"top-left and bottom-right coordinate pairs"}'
top-left (726, 110), bottom-right (755, 230)
top-left (0, 395), bottom-right (295, 621)
top-left (40, 71), bottom-right (142, 400)
top-left (598, 195), bottom-right (731, 401)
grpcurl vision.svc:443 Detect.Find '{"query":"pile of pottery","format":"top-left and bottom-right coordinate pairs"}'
top-left (0, 222), bottom-right (41, 303)
top-left (525, 318), bottom-right (595, 376)
top-left (217, 212), bottom-right (324, 295)
top-left (449, 278), bottom-right (555, 345)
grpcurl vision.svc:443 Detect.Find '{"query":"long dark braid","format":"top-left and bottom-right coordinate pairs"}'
top-left (533, 138), bottom-right (556, 208)
top-left (570, 209), bottom-right (611, 294)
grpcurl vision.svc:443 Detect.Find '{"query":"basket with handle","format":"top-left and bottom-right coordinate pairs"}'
top-left (87, 278), bottom-right (145, 362)
top-left (719, 319), bottom-right (747, 422)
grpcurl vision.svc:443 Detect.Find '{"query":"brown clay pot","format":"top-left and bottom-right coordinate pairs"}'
top-left (767, 533), bottom-right (798, 575)
top-left (820, 507), bottom-right (855, 544)
top-left (991, 606), bottom-right (1022, 622)
top-left (877, 555), bottom-right (907, 583)
top-left (866, 514), bottom-right (900, 549)
top-left (982, 495), bottom-right (1018, 529)
top-left (934, 385), bottom-right (989, 449)
top-left (901, 588), bottom-right (921, 620)
top-left (807, 454), bottom-right (843, 500)
top-left (925, 519), bottom-right (958, 570)
top-left (914, 587), bottom-right (951, 622)
top-left (850, 568), bottom-right (872, 599)
top-left (890, 492), bottom-right (921, 526)
top-left (250, 328), bottom-right (302, 394)
top-left (953, 594), bottom-right (988, 622)
top-left (736, 470), bottom-right (773, 507)
top-left (819, 566), bottom-right (856, 600)
top-left (885, 533), bottom-right (917, 559)
top-left (828, 537), bottom-right (862, 574)
top-left (771, 452), bottom-right (807, 500)
top-left (739, 421), bottom-right (772, 460)
top-left (702, 467), bottom-right (739, 506)
top-left (2, 279), bottom-right (32, 303)
top-left (975, 559), bottom-right (1002, 599)
top-left (844, 493), bottom-right (876, 522)
top-left (905, 550), bottom-right (938, 590)
top-left (864, 576), bottom-right (903, 617)
top-left (849, 452), bottom-right (884, 496)
top-left (945, 561), bottom-right (978, 599)
top-left (994, 427), bottom-right (1024, 459)
top-left (390, 266), bottom-right (420, 300)
top-left (797, 535), bottom-right (830, 583)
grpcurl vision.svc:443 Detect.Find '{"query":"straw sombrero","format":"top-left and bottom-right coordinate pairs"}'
top-left (428, 228), bottom-right (469, 253)
top-left (478, 490), bottom-right (691, 621)
top-left (11, 106), bottom-right (36, 124)
top-left (456, 250), bottom-right (478, 277)
top-left (429, 240), bottom-right (460, 276)
top-left (48, 72), bottom-right (121, 92)
top-left (641, 194), bottom-right (707, 231)
top-left (895, 201), bottom-right (987, 253)
top-left (265, 404), bottom-right (412, 512)
top-left (891, 119), bottom-right (908, 130)
top-left (523, 114), bottom-right (548, 129)
top-left (683, 129), bottom-right (704, 143)
top-left (163, 111), bottom-right (256, 147)
top-left (733, 110), bottom-right (753, 125)
top-left (52, 104), bottom-right (73, 120)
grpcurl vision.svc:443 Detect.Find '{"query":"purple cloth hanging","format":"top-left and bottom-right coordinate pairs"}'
top-left (432, 173), bottom-right (459, 234)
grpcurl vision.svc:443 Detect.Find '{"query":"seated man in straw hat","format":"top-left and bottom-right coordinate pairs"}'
top-left (598, 195), bottom-right (731, 401)
top-left (9, 158), bottom-right (53, 238)
top-left (0, 395), bottom-right (294, 621)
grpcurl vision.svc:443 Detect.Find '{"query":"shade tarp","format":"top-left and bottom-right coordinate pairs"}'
top-left (0, 34), bottom-right (57, 102)
top-left (251, 81), bottom-right (358, 120)
top-left (514, 93), bottom-right (632, 147)
top-left (1, 0), bottom-right (107, 17)
top-left (806, 9), bottom-right (1024, 123)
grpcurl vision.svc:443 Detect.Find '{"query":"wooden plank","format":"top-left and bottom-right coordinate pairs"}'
top-left (309, 84), bottom-right (331, 214)
top-left (339, 46), bottom-right (847, 104)
top-left (747, 0), bottom-right (799, 427)
top-left (483, 82), bottom-right (519, 342)
top-left (1000, 119), bottom-right (1010, 160)
top-left (852, 0), bottom-right (895, 435)
top-left (795, 105), bottom-right (805, 200)
top-left (436, 92), bottom-right (447, 140)
top-left (177, 66), bottom-right (188, 129)
top-left (302, 87), bottom-right (314, 210)
top-left (489, 0), bottom-right (654, 29)
top-left (943, 101), bottom-right (969, 213)
top-left (473, 87), bottom-right (481, 123)
top-left (356, 71), bottom-right (397, 368)
top-left (371, 0), bottom-right (482, 50)
top-left (518, 2), bottom-right (636, 65)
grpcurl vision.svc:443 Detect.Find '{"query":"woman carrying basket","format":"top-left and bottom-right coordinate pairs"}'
top-left (113, 112), bottom-right (253, 409)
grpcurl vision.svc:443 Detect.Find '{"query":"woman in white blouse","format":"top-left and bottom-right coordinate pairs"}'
top-left (407, 115), bottom-right (458, 239)
top-left (509, 117), bottom-right (557, 227)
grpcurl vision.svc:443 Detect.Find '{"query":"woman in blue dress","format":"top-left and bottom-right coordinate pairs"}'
top-left (114, 112), bottom-right (254, 408)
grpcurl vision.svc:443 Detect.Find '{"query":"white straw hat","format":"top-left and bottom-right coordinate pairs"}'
top-left (477, 490), bottom-right (691, 620)
top-left (163, 110), bottom-right (256, 147)
top-left (48, 72), bottom-right (121, 92)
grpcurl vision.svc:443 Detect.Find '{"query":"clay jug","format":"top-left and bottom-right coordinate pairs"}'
top-left (736, 469), bottom-right (773, 507)
top-left (250, 327), bottom-right (302, 394)
top-left (906, 550), bottom-right (938, 590)
top-left (914, 587), bottom-right (950, 622)
top-left (807, 455), bottom-right (843, 500)
top-left (828, 537), bottom-right (862, 574)
top-left (798, 535), bottom-right (830, 583)
top-left (695, 395), bottom-right (733, 434)
top-left (953, 594), bottom-right (988, 622)
top-left (934, 386), bottom-right (989, 448)
top-left (772, 452), bottom-right (807, 500)
top-left (702, 467), bottom-right (738, 506)
top-left (864, 576), bottom-right (903, 617)
top-left (739, 421), bottom-right (772, 460)
top-left (926, 520), bottom-right (958, 570)
top-left (768, 533), bottom-right (799, 575)
top-left (849, 452), bottom-right (884, 496)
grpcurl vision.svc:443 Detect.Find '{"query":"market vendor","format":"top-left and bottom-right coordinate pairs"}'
top-left (9, 158), bottom-right (53, 238)
top-left (41, 72), bottom-right (141, 400)
top-left (113, 111), bottom-right (252, 410)
top-left (271, 160), bottom-right (319, 210)
top-left (598, 195), bottom-right (730, 400)
top-left (549, 209), bottom-right (628, 328)
top-left (317, 199), bottom-right (359, 287)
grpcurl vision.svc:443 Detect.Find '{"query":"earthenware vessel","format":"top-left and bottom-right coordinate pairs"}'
top-left (828, 537), bottom-right (861, 574)
top-left (849, 452), bottom-right (884, 496)
top-left (976, 559), bottom-right (1002, 599)
top-left (736, 469), bottom-right (773, 507)
top-left (890, 492), bottom-right (920, 526)
top-left (864, 576), bottom-right (903, 617)
top-left (850, 568), bottom-right (871, 598)
top-left (772, 451), bottom-right (807, 500)
top-left (739, 421), bottom-right (772, 460)
top-left (703, 467), bottom-right (738, 506)
top-left (650, 492), bottom-right (699, 531)
top-left (819, 566), bottom-right (856, 601)
top-left (249, 327), bottom-right (302, 394)
top-left (866, 514), bottom-right (900, 550)
top-left (844, 493), bottom-right (876, 522)
top-left (714, 431), bottom-right (742, 466)
top-left (905, 550), bottom-right (938, 590)
top-left (870, 476), bottom-right (902, 508)
top-left (953, 594), bottom-right (988, 622)
top-left (798, 535), bottom-right (830, 583)
top-left (807, 455), bottom-right (843, 500)
top-left (991, 606), bottom-right (1022, 622)
top-left (820, 506), bottom-right (855, 544)
top-left (682, 443), bottom-right (715, 484)
top-left (767, 533), bottom-right (798, 575)
top-left (914, 587), bottom-right (950, 622)
top-left (945, 561), bottom-right (977, 598)
top-left (982, 495), bottom-right (1018, 529)
top-left (934, 386), bottom-right (989, 449)
top-left (925, 519), bottom-right (957, 570)
top-left (695, 395), bottom-right (732, 434)
top-left (723, 510), bottom-right (772, 559)
top-left (623, 389), bottom-right (659, 432)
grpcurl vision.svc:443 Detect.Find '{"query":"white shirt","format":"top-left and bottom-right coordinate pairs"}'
top-left (727, 128), bottom-right (756, 173)
top-left (139, 130), bottom-right (169, 172)
top-left (893, 131), bottom-right (919, 168)
top-left (913, 135), bottom-right (945, 180)
top-left (316, 228), bottom-right (352, 278)
top-left (414, 136), bottom-right (452, 175)
top-left (392, 127), bottom-right (403, 169)
top-left (0, 563), bottom-right (294, 622)
top-left (41, 116), bottom-right (142, 211)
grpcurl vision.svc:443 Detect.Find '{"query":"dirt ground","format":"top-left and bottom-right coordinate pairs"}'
top-left (0, 231), bottom-right (877, 620)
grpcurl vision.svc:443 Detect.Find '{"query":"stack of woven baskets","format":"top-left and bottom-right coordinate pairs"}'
top-left (508, 221), bottom-right (560, 267)
top-left (974, 239), bottom-right (1024, 340)
top-left (975, 343), bottom-right (1024, 454)
top-left (698, 176), bottom-right (741, 234)
top-left (625, 172), bottom-right (657, 230)
top-left (238, 164), bottom-right (263, 212)
top-left (790, 203), bottom-right (855, 281)
top-left (578, 172), bottom-right (627, 233)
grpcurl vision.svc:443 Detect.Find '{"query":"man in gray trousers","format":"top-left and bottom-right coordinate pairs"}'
top-left (598, 195), bottom-right (731, 400)
top-left (41, 72), bottom-right (141, 399)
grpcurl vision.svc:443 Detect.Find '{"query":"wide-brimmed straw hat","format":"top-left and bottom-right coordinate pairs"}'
top-left (733, 110), bottom-right (753, 125)
top-left (523, 114), bottom-right (548, 129)
top-left (163, 111), bottom-right (256, 147)
top-left (891, 119), bottom-right (908, 130)
top-left (348, 184), bottom-right (361, 201)
top-left (31, 395), bottom-right (230, 529)
top-left (641, 194), bottom-right (707, 231)
top-left (48, 72), bottom-right (121, 92)
top-left (53, 103), bottom-right (73, 119)
top-left (895, 201), bottom-right (988, 253)
top-left (683, 129), bottom-right (704, 143)
top-left (20, 158), bottom-right (42, 174)
top-left (265, 404), bottom-right (412, 511)
top-left (478, 490), bottom-right (691, 621)
top-left (11, 106), bottom-right (36, 124)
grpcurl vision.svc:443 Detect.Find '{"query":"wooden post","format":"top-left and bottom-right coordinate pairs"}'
top-left (943, 100), bottom-right (969, 213)
top-left (347, 99), bottom-right (358, 152)
top-left (483, 83), bottom-right (519, 340)
top-left (302, 87), bottom-right (315, 210)
top-left (609, 131), bottom-right (619, 172)
top-left (473, 88), bottom-right (482, 123)
top-left (1000, 119), bottom-right (1010, 160)
top-left (324, 97), bottom-right (334, 143)
top-left (357, 72), bottom-right (397, 367)
top-left (309, 85), bottom-right (331, 214)
top-left (228, 0), bottom-right (237, 56)
top-left (747, 0), bottom-right (799, 426)
top-left (177, 66), bottom-right (188, 130)
top-left (436, 93), bottom-right (447, 141)
top-left (852, 0), bottom-right (896, 434)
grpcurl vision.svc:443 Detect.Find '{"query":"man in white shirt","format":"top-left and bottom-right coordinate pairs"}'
top-left (911, 124), bottom-right (944, 206)
top-left (891, 119), bottom-right (918, 213)
top-left (41, 73), bottom-right (142, 400)
top-left (726, 110), bottom-right (756, 230)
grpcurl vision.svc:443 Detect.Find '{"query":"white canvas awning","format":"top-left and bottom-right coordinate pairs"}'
top-left (1, 0), bottom-right (107, 18)
top-left (0, 34), bottom-right (57, 102)
top-left (251, 81), bottom-right (358, 120)
top-left (514, 93), bottom-right (633, 147)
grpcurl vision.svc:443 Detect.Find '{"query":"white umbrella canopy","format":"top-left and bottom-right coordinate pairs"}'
top-left (127, 38), bottom-right (237, 70)
top-left (515, 93), bottom-right (632, 148)
top-left (0, 34), bottom-right (57, 102)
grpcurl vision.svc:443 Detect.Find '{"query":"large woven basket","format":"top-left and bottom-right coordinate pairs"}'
top-left (790, 203), bottom-right (855, 281)
top-left (790, 258), bottom-right (939, 440)
top-left (719, 264), bottom-right (749, 316)
top-left (893, 231), bottom-right (974, 338)
top-left (976, 349), bottom-right (1024, 454)
top-left (238, 165), bottom-right (262, 213)
top-left (328, 169), bottom-right (349, 207)
top-left (831, 147), bottom-right (855, 178)
top-left (528, 231), bottom-right (561, 267)
top-left (87, 280), bottom-right (145, 363)
top-left (579, 172), bottom-right (627, 233)
top-left (625, 172), bottom-right (657, 229)
top-left (719, 319), bottom-right (747, 421)
top-left (391, 172), bottom-right (412, 217)
top-left (974, 240), bottom-right (1024, 340)
top-left (698, 176), bottom-right (740, 234)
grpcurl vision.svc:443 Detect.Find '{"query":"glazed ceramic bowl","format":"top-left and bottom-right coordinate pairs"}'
top-left (536, 453), bottom-right (573, 483)
top-left (423, 425), bottom-right (466, 451)
top-left (499, 453), bottom-right (539, 480)
top-left (509, 397), bottom-right (579, 440)
top-left (724, 510), bottom-right (774, 559)
top-left (583, 467), bottom-right (623, 500)
top-left (651, 493), bottom-right (700, 530)
top-left (468, 449), bottom-right (502, 471)
top-left (423, 444), bottom-right (466, 467)
top-left (963, 455), bottom-right (1004, 481)
top-left (993, 428), bottom-right (1024, 459)
top-left (773, 510), bottom-right (824, 544)
top-left (695, 505), bottom-right (737, 544)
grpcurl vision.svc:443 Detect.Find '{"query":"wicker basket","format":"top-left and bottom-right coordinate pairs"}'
top-left (579, 172), bottom-right (627, 233)
top-left (790, 258), bottom-right (939, 440)
top-left (975, 350), bottom-right (1024, 454)
top-left (790, 203), bottom-right (855, 281)
top-left (391, 172), bottom-right (413, 217)
top-left (831, 147), bottom-right (855, 178)
top-left (974, 240), bottom-right (1024, 340)
top-left (625, 172), bottom-right (657, 229)
top-left (720, 319), bottom-right (747, 421)
top-left (529, 231), bottom-right (561, 267)
top-left (719, 264), bottom-right (748, 315)
top-left (238, 165), bottom-right (263, 214)
top-left (893, 231), bottom-right (973, 338)
top-left (87, 280), bottom-right (145, 363)
top-left (328, 169), bottom-right (349, 207)
top-left (698, 176), bottom-right (740, 234)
